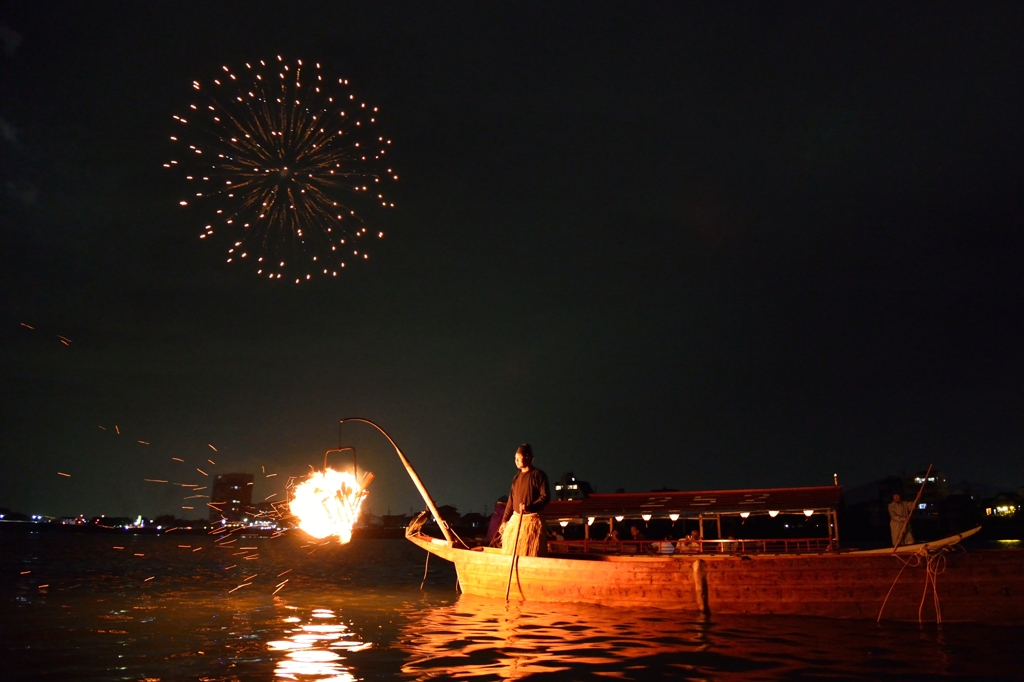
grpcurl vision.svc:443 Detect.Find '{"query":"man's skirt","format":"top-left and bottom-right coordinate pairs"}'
top-left (501, 512), bottom-right (545, 556)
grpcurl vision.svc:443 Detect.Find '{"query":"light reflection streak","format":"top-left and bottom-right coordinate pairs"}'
top-left (399, 594), bottom-right (714, 679)
top-left (267, 607), bottom-right (369, 680)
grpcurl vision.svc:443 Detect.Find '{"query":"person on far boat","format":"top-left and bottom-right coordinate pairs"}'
top-left (498, 444), bottom-right (550, 556)
top-left (888, 493), bottom-right (916, 546)
top-left (677, 529), bottom-right (700, 552)
top-left (628, 525), bottom-right (647, 553)
top-left (657, 535), bottom-right (676, 555)
top-left (603, 528), bottom-right (620, 543)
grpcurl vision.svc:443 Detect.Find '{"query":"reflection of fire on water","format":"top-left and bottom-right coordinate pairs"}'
top-left (400, 594), bottom-right (711, 679)
top-left (289, 469), bottom-right (373, 543)
top-left (268, 607), bottom-right (371, 680)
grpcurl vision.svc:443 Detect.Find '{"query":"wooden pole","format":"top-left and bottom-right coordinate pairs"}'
top-left (339, 418), bottom-right (454, 543)
top-left (505, 511), bottom-right (525, 602)
top-left (893, 463), bottom-right (932, 551)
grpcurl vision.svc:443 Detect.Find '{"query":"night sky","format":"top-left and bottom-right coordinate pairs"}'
top-left (3, 3), bottom-right (1024, 520)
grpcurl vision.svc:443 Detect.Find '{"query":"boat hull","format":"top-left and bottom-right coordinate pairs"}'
top-left (407, 533), bottom-right (1024, 623)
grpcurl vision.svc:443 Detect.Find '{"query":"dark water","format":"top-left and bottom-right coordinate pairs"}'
top-left (1, 532), bottom-right (1020, 681)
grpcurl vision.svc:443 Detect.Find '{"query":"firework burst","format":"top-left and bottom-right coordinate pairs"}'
top-left (166, 57), bottom-right (396, 283)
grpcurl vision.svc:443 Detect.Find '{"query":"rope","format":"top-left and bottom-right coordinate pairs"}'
top-left (877, 544), bottom-right (957, 624)
top-left (419, 551), bottom-right (430, 590)
top-left (876, 552), bottom-right (919, 623)
top-left (445, 523), bottom-right (470, 549)
top-left (919, 549), bottom-right (952, 623)
top-left (505, 511), bottom-right (525, 602)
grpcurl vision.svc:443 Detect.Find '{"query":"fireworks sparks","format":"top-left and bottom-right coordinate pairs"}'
top-left (168, 57), bottom-right (395, 282)
top-left (17, 321), bottom-right (72, 346)
top-left (289, 468), bottom-right (373, 544)
top-left (36, 426), bottom-right (377, 599)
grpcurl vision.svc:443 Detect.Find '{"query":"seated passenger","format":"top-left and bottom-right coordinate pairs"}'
top-left (657, 535), bottom-right (676, 555)
top-left (676, 529), bottom-right (701, 552)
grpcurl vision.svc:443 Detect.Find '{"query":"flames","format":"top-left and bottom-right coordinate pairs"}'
top-left (289, 468), bottom-right (373, 543)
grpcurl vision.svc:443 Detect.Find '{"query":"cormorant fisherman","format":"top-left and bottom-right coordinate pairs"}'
top-left (498, 443), bottom-right (550, 556)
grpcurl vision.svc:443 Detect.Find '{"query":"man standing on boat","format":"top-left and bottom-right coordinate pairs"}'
top-left (498, 444), bottom-right (550, 556)
top-left (888, 493), bottom-right (916, 546)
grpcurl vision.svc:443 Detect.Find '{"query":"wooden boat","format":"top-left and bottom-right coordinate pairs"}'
top-left (339, 419), bottom-right (1024, 624)
top-left (403, 482), bottom-right (1024, 625)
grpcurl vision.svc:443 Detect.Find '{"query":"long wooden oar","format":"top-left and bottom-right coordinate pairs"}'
top-left (504, 511), bottom-right (525, 602)
top-left (893, 463), bottom-right (932, 550)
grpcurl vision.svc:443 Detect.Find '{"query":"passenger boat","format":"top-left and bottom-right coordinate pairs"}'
top-left (340, 418), bottom-right (1024, 624)
top-left (405, 486), bottom-right (1024, 624)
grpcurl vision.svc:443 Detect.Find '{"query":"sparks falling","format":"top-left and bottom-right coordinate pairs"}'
top-left (289, 468), bottom-right (373, 544)
top-left (167, 57), bottom-right (395, 282)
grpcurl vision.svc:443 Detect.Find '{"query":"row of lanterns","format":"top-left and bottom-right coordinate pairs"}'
top-left (558, 509), bottom-right (819, 527)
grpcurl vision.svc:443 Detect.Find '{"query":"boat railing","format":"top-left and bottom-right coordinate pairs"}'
top-left (548, 537), bottom-right (835, 556)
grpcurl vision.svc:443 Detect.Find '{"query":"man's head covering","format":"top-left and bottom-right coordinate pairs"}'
top-left (516, 443), bottom-right (533, 459)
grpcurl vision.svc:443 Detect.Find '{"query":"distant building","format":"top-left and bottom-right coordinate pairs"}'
top-left (554, 472), bottom-right (592, 501)
top-left (357, 511), bottom-right (382, 528)
top-left (984, 493), bottom-right (1020, 518)
top-left (460, 512), bottom-right (489, 533)
top-left (903, 470), bottom-right (947, 520)
top-left (435, 505), bottom-right (462, 526)
top-left (210, 473), bottom-right (254, 523)
top-left (382, 513), bottom-right (413, 529)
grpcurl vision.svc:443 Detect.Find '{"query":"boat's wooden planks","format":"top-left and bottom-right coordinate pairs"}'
top-left (407, 533), bottom-right (1024, 623)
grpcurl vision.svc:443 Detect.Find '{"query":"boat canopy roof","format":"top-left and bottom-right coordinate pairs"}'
top-left (544, 485), bottom-right (843, 519)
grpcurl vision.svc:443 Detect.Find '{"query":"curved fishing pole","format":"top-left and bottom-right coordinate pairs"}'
top-left (338, 418), bottom-right (454, 543)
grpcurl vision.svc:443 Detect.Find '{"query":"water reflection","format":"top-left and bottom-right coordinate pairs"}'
top-left (4, 534), bottom-right (1021, 681)
top-left (398, 594), bottom-right (758, 679)
top-left (267, 606), bottom-right (371, 681)
top-left (396, 593), bottom-right (1023, 680)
